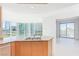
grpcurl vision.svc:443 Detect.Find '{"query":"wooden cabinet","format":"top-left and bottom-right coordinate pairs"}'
top-left (10, 40), bottom-right (52, 56)
top-left (43, 41), bottom-right (48, 56)
top-left (0, 43), bottom-right (11, 56)
top-left (10, 42), bottom-right (16, 56)
top-left (0, 39), bottom-right (52, 56)
top-left (16, 42), bottom-right (32, 56)
top-left (32, 41), bottom-right (44, 56)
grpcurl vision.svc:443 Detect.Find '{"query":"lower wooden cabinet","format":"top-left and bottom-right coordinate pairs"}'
top-left (43, 41), bottom-right (48, 56)
top-left (0, 43), bottom-right (11, 56)
top-left (32, 41), bottom-right (45, 56)
top-left (0, 39), bottom-right (52, 56)
top-left (10, 40), bottom-right (52, 56)
top-left (16, 42), bottom-right (32, 56)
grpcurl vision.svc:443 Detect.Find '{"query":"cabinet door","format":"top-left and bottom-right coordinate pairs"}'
top-left (10, 42), bottom-right (16, 56)
top-left (20, 42), bottom-right (32, 56)
top-left (32, 41), bottom-right (43, 56)
top-left (0, 44), bottom-right (10, 56)
top-left (42, 41), bottom-right (48, 56)
top-left (15, 41), bottom-right (32, 56)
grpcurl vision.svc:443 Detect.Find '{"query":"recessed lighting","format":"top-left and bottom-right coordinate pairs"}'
top-left (31, 6), bottom-right (34, 8)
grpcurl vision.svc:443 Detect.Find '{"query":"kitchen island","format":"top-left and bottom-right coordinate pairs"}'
top-left (0, 37), bottom-right (53, 56)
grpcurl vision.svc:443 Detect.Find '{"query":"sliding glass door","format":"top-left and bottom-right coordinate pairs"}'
top-left (60, 24), bottom-right (66, 37)
top-left (67, 23), bottom-right (74, 38)
top-left (60, 23), bottom-right (74, 38)
top-left (18, 23), bottom-right (42, 37)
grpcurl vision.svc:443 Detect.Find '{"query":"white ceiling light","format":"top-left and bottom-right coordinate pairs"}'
top-left (31, 6), bottom-right (34, 8)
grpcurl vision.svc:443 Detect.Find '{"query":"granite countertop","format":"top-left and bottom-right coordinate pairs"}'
top-left (0, 36), bottom-right (53, 44)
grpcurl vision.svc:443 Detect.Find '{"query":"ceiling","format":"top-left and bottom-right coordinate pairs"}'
top-left (0, 3), bottom-right (79, 22)
top-left (1, 3), bottom-right (78, 15)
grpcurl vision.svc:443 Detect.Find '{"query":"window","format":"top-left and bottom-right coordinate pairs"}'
top-left (31, 23), bottom-right (42, 37)
top-left (67, 23), bottom-right (74, 38)
top-left (18, 23), bottom-right (25, 36)
top-left (11, 22), bottom-right (17, 36)
top-left (3, 21), bottom-right (10, 38)
top-left (18, 23), bottom-right (42, 37)
top-left (25, 23), bottom-right (30, 37)
top-left (3, 21), bottom-right (43, 38)
top-left (60, 23), bottom-right (74, 38)
top-left (60, 24), bottom-right (66, 37)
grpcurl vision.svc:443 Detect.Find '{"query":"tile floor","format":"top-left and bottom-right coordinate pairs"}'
top-left (55, 38), bottom-right (79, 56)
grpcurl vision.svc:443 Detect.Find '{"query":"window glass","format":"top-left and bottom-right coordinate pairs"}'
top-left (25, 23), bottom-right (30, 37)
top-left (60, 23), bottom-right (74, 38)
top-left (3, 21), bottom-right (10, 38)
top-left (60, 24), bottom-right (66, 37)
top-left (67, 23), bottom-right (74, 38)
top-left (31, 23), bottom-right (42, 37)
top-left (3, 22), bottom-right (43, 38)
top-left (11, 22), bottom-right (17, 36)
top-left (18, 23), bottom-right (25, 36)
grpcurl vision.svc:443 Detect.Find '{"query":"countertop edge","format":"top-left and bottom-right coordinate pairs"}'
top-left (0, 38), bottom-right (53, 45)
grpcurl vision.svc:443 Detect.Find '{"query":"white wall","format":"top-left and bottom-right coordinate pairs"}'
top-left (43, 4), bottom-right (79, 39)
top-left (2, 7), bottom-right (43, 23)
top-left (43, 17), bottom-right (56, 38)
